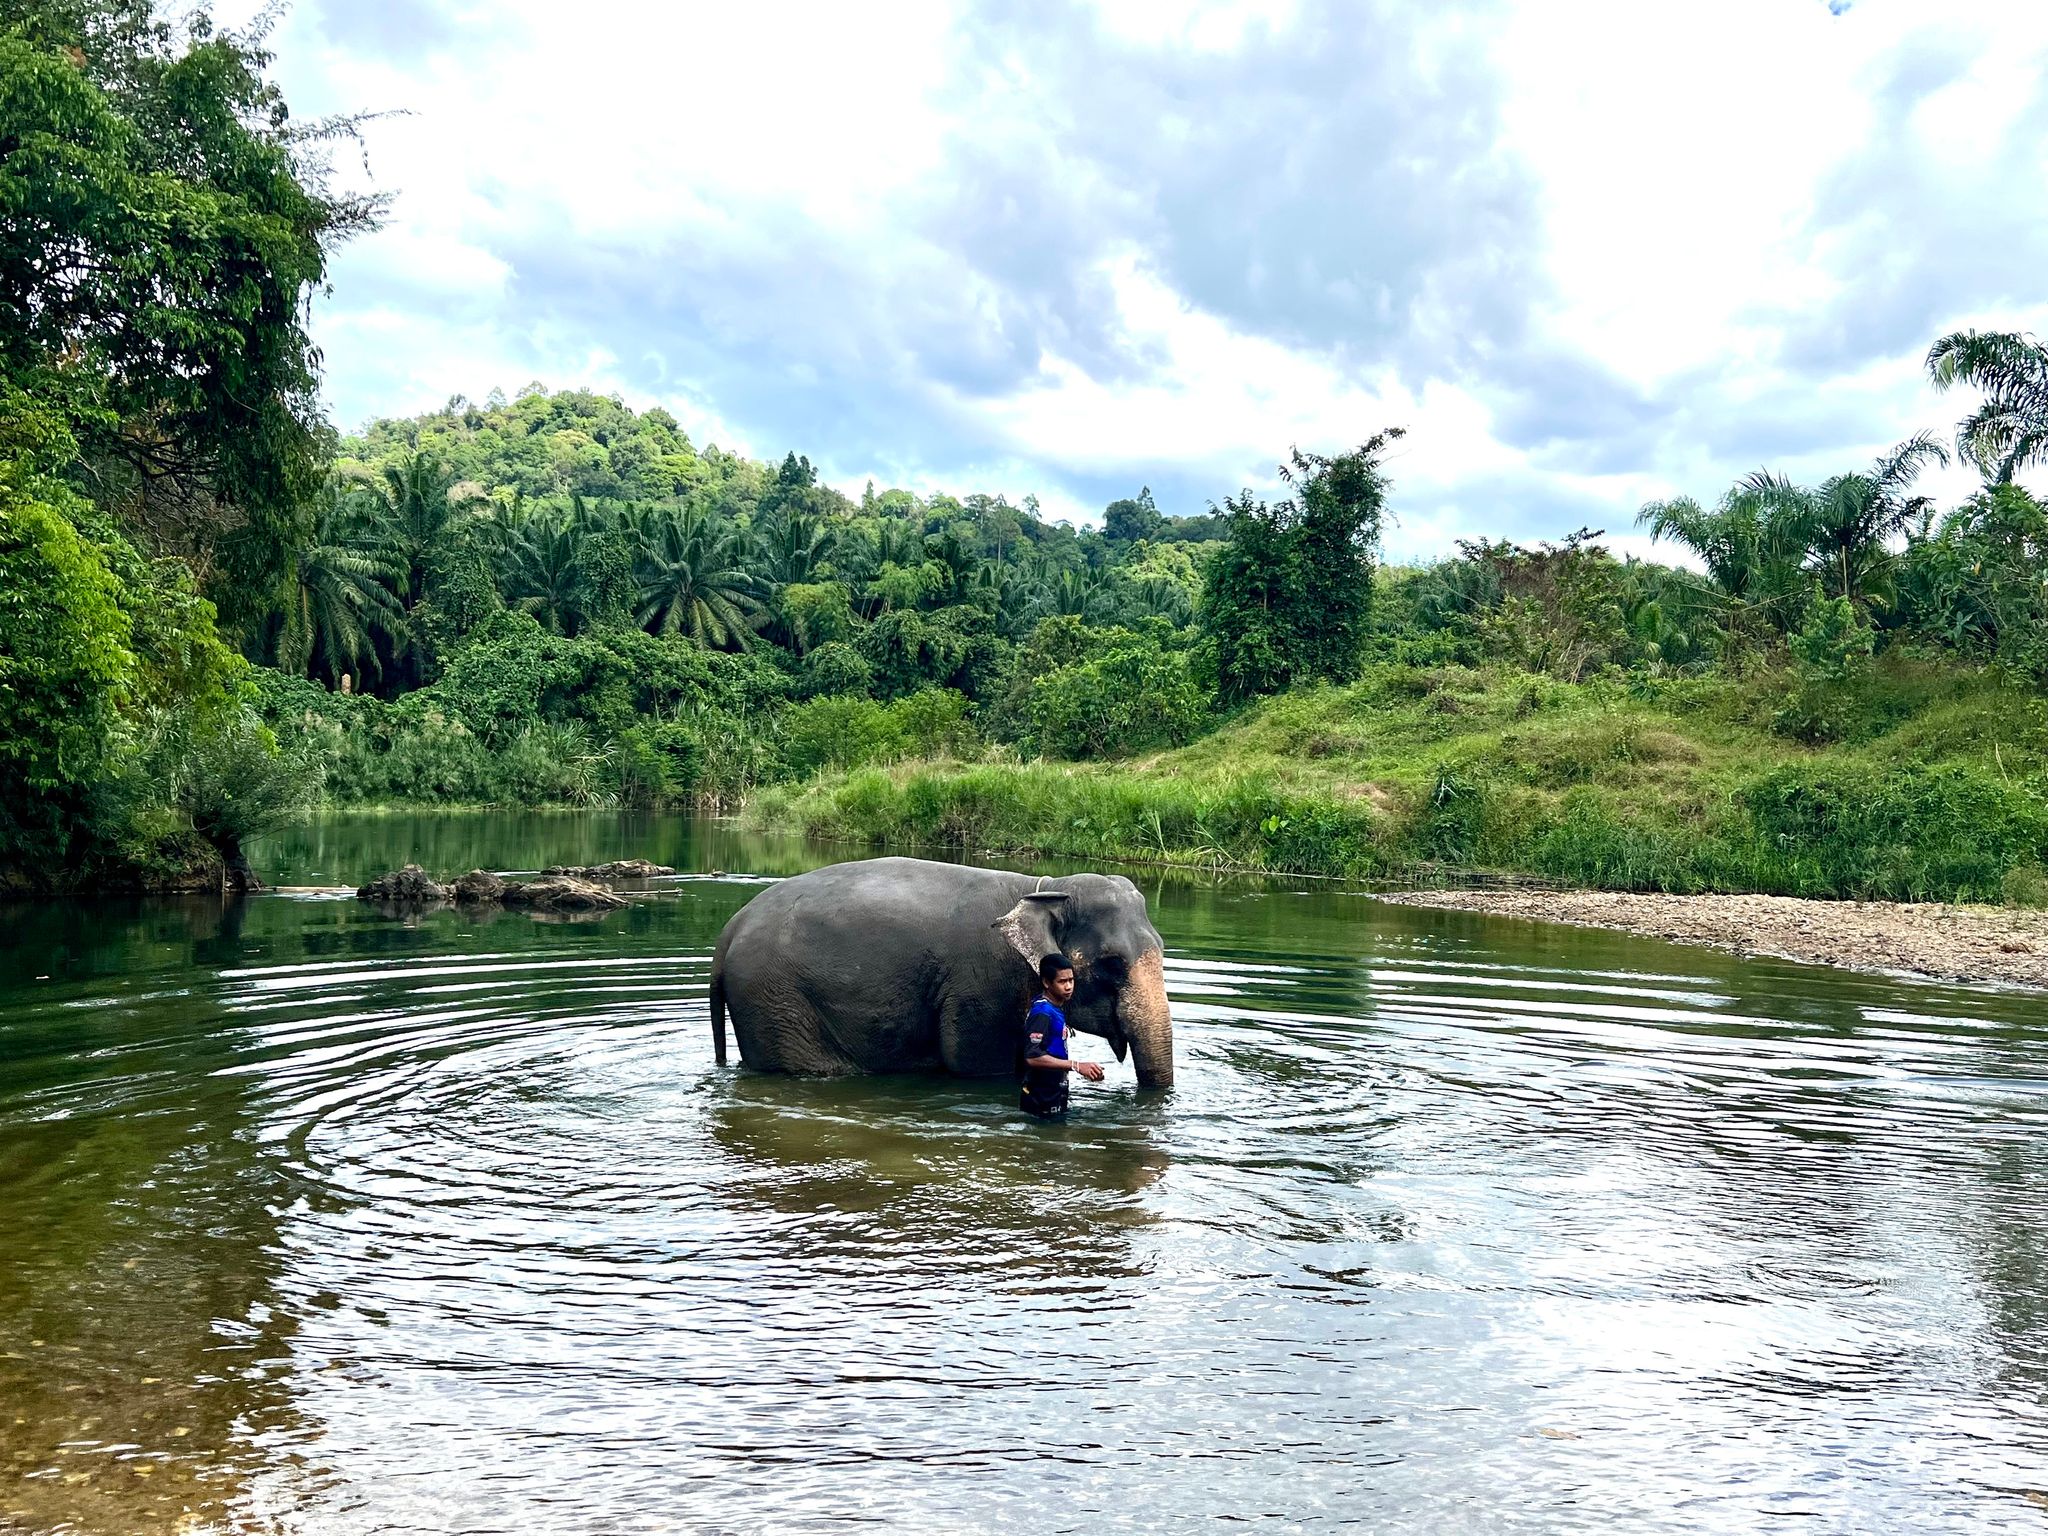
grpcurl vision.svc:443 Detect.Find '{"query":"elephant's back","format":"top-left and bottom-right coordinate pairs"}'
top-left (717, 857), bottom-right (1027, 957)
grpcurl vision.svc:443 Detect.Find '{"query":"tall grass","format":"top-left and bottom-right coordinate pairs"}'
top-left (749, 661), bottom-right (2048, 902)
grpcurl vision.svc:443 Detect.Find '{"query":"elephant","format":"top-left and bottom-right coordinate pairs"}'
top-left (709, 857), bottom-right (1174, 1088)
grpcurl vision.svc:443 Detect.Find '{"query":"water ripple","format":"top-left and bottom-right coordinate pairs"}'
top-left (5, 869), bottom-right (2048, 1533)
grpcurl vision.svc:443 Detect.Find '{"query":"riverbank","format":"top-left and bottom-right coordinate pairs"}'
top-left (745, 662), bottom-right (2048, 905)
top-left (1376, 888), bottom-right (2048, 988)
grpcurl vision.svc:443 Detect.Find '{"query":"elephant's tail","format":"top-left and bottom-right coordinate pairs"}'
top-left (710, 956), bottom-right (729, 1066)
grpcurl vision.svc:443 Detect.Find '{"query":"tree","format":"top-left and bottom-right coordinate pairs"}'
top-left (1895, 484), bottom-right (2048, 680)
top-left (1102, 487), bottom-right (1163, 544)
top-left (1927, 329), bottom-right (2048, 484)
top-left (0, 410), bottom-right (244, 876)
top-left (498, 507), bottom-right (582, 634)
top-left (277, 482), bottom-right (404, 682)
top-left (1285, 432), bottom-right (1402, 683)
top-left (1037, 565), bottom-right (1114, 622)
top-left (1640, 474), bottom-right (1807, 604)
top-left (356, 451), bottom-right (486, 612)
top-left (0, 465), bottom-right (133, 860)
top-left (1196, 431), bottom-right (1403, 703)
top-left (1789, 434), bottom-right (1948, 605)
top-left (0, 7), bottom-right (380, 613)
top-left (756, 507), bottom-right (834, 587)
top-left (635, 509), bottom-right (762, 649)
top-left (778, 581), bottom-right (853, 655)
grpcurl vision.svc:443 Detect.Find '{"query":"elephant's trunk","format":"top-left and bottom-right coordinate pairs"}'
top-left (1120, 948), bottom-right (1174, 1089)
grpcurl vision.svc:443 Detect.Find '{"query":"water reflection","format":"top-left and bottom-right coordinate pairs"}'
top-left (4, 815), bottom-right (2048, 1531)
top-left (0, 898), bottom-right (307, 1535)
top-left (704, 1073), bottom-right (1166, 1285)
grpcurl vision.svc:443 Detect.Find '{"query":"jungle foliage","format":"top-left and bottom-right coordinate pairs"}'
top-left (10, 3), bottom-right (2048, 904)
top-left (0, 4), bottom-right (366, 886)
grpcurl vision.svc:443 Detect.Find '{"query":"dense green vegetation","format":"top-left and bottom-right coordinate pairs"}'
top-left (245, 387), bottom-right (2048, 903)
top-left (1, 2), bottom-right (372, 887)
top-left (8, 3), bottom-right (2048, 903)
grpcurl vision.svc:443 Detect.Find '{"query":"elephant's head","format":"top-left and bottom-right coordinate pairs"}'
top-left (995, 873), bottom-right (1174, 1089)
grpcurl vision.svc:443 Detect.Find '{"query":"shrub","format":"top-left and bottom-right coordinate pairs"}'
top-left (1739, 761), bottom-right (2048, 900)
top-left (2002, 864), bottom-right (2048, 908)
top-left (890, 688), bottom-right (974, 757)
top-left (777, 688), bottom-right (974, 777)
top-left (1020, 630), bottom-right (1209, 759)
top-left (497, 722), bottom-right (613, 806)
top-left (779, 696), bottom-right (903, 777)
top-left (799, 642), bottom-right (873, 698)
top-left (616, 721), bottom-right (704, 806)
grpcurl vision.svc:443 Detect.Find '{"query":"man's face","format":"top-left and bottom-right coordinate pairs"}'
top-left (1045, 966), bottom-right (1075, 1005)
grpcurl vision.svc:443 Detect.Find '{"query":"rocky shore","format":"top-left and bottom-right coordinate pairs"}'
top-left (1376, 888), bottom-right (2048, 989)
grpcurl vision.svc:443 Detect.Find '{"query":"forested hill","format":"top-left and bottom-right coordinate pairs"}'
top-left (9, 4), bottom-right (2048, 905)
top-left (342, 389), bottom-right (753, 508)
top-left (337, 386), bottom-right (1224, 540)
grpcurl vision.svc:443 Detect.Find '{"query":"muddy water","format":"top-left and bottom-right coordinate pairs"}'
top-left (4, 812), bottom-right (2048, 1532)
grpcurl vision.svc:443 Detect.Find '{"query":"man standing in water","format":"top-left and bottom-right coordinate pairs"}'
top-left (1019, 954), bottom-right (1105, 1120)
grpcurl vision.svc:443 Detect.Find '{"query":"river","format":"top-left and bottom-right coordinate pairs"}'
top-left (4, 811), bottom-right (2048, 1533)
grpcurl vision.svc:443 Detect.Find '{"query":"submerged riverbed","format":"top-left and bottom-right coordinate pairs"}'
top-left (5, 812), bottom-right (2048, 1532)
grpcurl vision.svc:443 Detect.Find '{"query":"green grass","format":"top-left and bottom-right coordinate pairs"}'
top-left (747, 661), bottom-right (2048, 903)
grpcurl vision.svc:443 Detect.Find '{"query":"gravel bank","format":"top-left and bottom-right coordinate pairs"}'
top-left (1376, 889), bottom-right (2048, 988)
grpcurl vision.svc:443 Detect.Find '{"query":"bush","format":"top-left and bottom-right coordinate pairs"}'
top-left (891, 688), bottom-right (974, 757)
top-left (777, 688), bottom-right (974, 778)
top-left (1024, 638), bottom-right (1208, 759)
top-left (497, 722), bottom-right (613, 806)
top-left (146, 711), bottom-right (318, 885)
top-left (1774, 590), bottom-right (1877, 743)
top-left (2002, 865), bottom-right (2048, 908)
top-left (779, 696), bottom-right (903, 777)
top-left (799, 641), bottom-right (873, 698)
top-left (1739, 762), bottom-right (2048, 901)
top-left (615, 721), bottom-right (704, 806)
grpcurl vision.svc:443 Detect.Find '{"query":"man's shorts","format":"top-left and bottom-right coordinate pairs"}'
top-left (1020, 1085), bottom-right (1070, 1121)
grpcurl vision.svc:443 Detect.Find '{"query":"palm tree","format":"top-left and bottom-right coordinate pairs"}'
top-left (1037, 565), bottom-right (1112, 622)
top-left (1638, 473), bottom-right (1808, 606)
top-left (635, 509), bottom-right (763, 649)
top-left (1128, 569), bottom-right (1195, 625)
top-left (755, 509), bottom-right (835, 587)
top-left (1791, 433), bottom-right (1949, 604)
top-left (499, 507), bottom-right (583, 633)
top-left (355, 450), bottom-right (487, 608)
top-left (1927, 329), bottom-right (2048, 484)
top-left (969, 558), bottom-right (1036, 638)
top-left (278, 483), bottom-right (406, 683)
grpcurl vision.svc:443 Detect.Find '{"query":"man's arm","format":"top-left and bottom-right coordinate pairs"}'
top-left (1025, 1052), bottom-right (1105, 1082)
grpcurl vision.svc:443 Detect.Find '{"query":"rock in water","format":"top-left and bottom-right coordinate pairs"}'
top-left (356, 865), bottom-right (447, 904)
top-left (501, 875), bottom-right (628, 912)
top-left (541, 860), bottom-right (675, 882)
top-left (451, 869), bottom-right (507, 904)
top-left (357, 865), bottom-right (627, 915)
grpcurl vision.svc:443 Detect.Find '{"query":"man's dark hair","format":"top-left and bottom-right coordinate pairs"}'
top-left (1039, 953), bottom-right (1074, 984)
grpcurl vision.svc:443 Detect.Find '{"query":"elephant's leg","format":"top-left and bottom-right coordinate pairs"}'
top-left (939, 988), bottom-right (1026, 1078)
top-left (727, 969), bottom-right (867, 1076)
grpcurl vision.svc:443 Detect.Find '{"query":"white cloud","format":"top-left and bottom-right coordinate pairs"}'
top-left (228, 0), bottom-right (2048, 548)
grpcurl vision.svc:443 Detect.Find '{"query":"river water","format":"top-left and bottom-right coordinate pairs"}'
top-left (5, 812), bottom-right (2048, 1533)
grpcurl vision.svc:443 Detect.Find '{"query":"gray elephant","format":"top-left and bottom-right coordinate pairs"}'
top-left (709, 857), bottom-right (1174, 1088)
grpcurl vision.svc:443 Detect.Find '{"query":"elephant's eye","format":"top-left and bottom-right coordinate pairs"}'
top-left (1096, 953), bottom-right (1128, 980)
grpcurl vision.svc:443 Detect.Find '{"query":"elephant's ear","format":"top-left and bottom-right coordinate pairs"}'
top-left (993, 891), bottom-right (1068, 970)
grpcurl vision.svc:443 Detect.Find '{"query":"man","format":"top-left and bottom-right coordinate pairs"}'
top-left (1018, 953), bottom-right (1105, 1120)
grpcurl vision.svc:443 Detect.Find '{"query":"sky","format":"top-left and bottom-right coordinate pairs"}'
top-left (243, 0), bottom-right (2048, 556)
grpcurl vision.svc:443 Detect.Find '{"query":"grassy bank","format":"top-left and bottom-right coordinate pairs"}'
top-left (746, 660), bottom-right (2048, 903)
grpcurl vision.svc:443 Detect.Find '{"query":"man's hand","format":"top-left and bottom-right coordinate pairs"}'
top-left (1072, 1060), bottom-right (1106, 1083)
